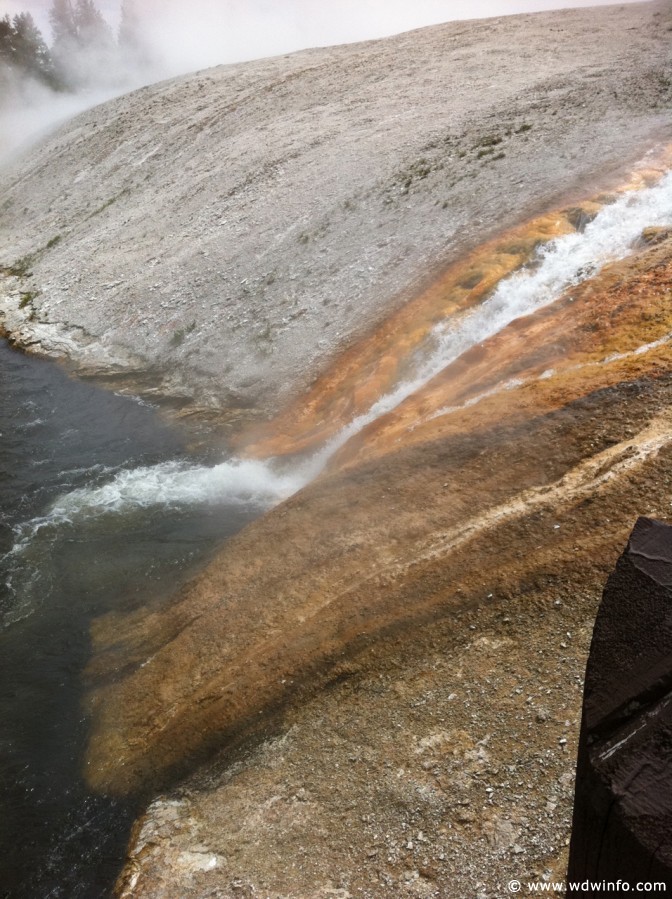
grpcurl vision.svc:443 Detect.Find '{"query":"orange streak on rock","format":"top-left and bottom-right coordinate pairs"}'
top-left (237, 148), bottom-right (672, 461)
top-left (237, 211), bottom-right (577, 457)
top-left (331, 236), bottom-right (672, 470)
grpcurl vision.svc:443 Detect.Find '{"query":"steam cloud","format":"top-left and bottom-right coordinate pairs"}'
top-left (0, 0), bottom-right (648, 163)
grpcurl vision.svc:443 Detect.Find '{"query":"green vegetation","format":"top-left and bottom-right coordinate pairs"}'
top-left (170, 321), bottom-right (196, 347)
top-left (1, 0), bottom-right (151, 99)
top-left (19, 289), bottom-right (39, 307)
top-left (1, 232), bottom-right (65, 280)
top-left (5, 253), bottom-right (35, 278)
top-left (474, 134), bottom-right (503, 150)
top-left (88, 188), bottom-right (131, 219)
top-left (0, 11), bottom-right (60, 92)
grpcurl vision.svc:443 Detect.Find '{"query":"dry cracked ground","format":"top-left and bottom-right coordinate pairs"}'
top-left (1, 2), bottom-right (672, 897)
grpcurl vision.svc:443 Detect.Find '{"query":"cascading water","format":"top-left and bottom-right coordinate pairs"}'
top-left (3, 166), bottom-right (671, 898)
top-left (305, 168), bottom-right (672, 464)
top-left (12, 168), bottom-right (671, 542)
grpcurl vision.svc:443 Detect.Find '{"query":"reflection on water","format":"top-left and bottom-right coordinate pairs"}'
top-left (0, 341), bottom-right (258, 897)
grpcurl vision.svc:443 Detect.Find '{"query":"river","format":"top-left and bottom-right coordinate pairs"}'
top-left (0, 341), bottom-right (259, 898)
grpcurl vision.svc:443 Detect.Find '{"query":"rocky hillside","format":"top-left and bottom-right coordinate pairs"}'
top-left (0, 0), bottom-right (670, 421)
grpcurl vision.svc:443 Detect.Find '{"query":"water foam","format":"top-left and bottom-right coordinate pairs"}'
top-left (15, 169), bottom-right (672, 527)
top-left (307, 169), bottom-right (672, 460)
top-left (49, 457), bottom-right (305, 520)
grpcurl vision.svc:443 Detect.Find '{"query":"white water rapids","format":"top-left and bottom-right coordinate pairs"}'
top-left (15, 168), bottom-right (672, 532)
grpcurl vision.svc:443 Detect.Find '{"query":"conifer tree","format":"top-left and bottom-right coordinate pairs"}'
top-left (12, 13), bottom-right (57, 85)
top-left (48, 0), bottom-right (116, 89)
top-left (49, 0), bottom-right (77, 48)
top-left (74, 0), bottom-right (113, 50)
top-left (0, 12), bottom-right (59, 93)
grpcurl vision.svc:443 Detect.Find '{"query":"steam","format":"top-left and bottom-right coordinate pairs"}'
top-left (0, 78), bottom-right (125, 162)
top-left (133, 0), bottom-right (649, 76)
top-left (1, 0), bottom-right (648, 165)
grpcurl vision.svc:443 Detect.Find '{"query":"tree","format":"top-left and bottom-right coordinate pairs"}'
top-left (0, 12), bottom-right (59, 94)
top-left (48, 0), bottom-right (116, 89)
top-left (12, 13), bottom-right (58, 86)
top-left (49, 0), bottom-right (77, 48)
top-left (119, 0), bottom-right (154, 73)
top-left (74, 0), bottom-right (113, 50)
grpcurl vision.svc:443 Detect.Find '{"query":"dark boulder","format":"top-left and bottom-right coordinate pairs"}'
top-left (567, 517), bottom-right (672, 886)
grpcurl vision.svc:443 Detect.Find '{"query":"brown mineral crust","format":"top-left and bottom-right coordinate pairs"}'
top-left (83, 198), bottom-right (672, 799)
top-left (237, 156), bottom-right (672, 463)
top-left (568, 518), bottom-right (672, 884)
top-left (84, 358), bottom-right (672, 797)
top-left (328, 231), bottom-right (672, 470)
top-left (234, 208), bottom-right (581, 458)
top-left (115, 432), bottom-right (672, 898)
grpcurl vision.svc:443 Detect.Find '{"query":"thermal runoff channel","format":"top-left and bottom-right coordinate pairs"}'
top-left (11, 166), bottom-right (672, 540)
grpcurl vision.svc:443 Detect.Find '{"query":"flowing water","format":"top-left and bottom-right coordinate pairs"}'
top-left (2, 165), bottom-right (671, 897)
top-left (0, 343), bottom-right (274, 897)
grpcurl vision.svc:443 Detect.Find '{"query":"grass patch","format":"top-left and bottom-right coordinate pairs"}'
top-left (2, 233), bottom-right (64, 279)
top-left (170, 321), bottom-right (196, 347)
top-left (88, 188), bottom-right (131, 219)
top-left (19, 290), bottom-right (39, 308)
top-left (474, 135), bottom-right (503, 150)
top-left (5, 253), bottom-right (36, 278)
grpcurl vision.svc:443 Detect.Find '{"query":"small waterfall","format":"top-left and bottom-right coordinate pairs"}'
top-left (304, 169), bottom-right (672, 464)
top-left (10, 168), bottom-right (672, 534)
top-left (12, 457), bottom-right (305, 538)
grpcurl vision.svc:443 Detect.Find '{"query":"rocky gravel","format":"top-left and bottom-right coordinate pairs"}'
top-left (115, 550), bottom-right (604, 898)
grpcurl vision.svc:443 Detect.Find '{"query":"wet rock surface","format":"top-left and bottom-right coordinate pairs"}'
top-left (1, 3), bottom-right (671, 896)
top-left (99, 230), bottom-right (672, 894)
top-left (567, 517), bottom-right (672, 885)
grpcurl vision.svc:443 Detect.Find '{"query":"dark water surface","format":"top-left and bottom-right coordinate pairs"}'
top-left (0, 340), bottom-right (256, 897)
